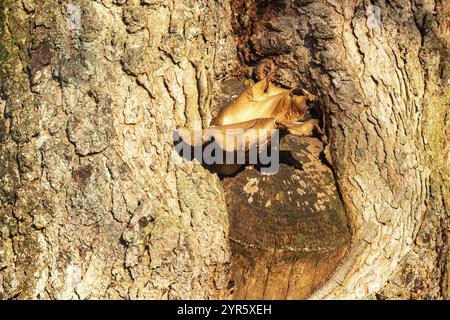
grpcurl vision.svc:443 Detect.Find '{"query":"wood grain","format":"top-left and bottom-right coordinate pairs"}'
top-left (223, 135), bottom-right (350, 299)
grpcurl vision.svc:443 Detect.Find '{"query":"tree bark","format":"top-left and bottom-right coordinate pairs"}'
top-left (295, 0), bottom-right (450, 299)
top-left (1, 0), bottom-right (449, 300)
top-left (0, 0), bottom-right (236, 299)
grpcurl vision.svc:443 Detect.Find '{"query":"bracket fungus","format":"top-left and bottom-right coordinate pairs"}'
top-left (175, 77), bottom-right (319, 175)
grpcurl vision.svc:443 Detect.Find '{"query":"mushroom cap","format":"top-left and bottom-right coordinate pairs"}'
top-left (211, 77), bottom-right (310, 126)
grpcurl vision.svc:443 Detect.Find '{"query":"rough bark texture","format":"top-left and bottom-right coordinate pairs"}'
top-left (0, 0), bottom-right (237, 299)
top-left (297, 0), bottom-right (449, 299)
top-left (229, 0), bottom-right (449, 299)
top-left (1, 0), bottom-right (449, 300)
top-left (224, 135), bottom-right (350, 299)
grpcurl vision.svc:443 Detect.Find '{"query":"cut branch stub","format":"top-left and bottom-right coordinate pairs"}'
top-left (223, 135), bottom-right (350, 299)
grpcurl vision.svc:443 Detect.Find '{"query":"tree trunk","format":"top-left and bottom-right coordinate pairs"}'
top-left (0, 0), bottom-right (236, 299)
top-left (1, 0), bottom-right (449, 300)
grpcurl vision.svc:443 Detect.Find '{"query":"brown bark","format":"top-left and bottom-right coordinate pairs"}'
top-left (1, 0), bottom-right (449, 300)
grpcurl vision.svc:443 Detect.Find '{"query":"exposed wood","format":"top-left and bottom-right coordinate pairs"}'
top-left (223, 135), bottom-right (350, 299)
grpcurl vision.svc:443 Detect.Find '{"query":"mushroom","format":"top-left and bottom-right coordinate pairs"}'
top-left (175, 77), bottom-right (319, 175)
